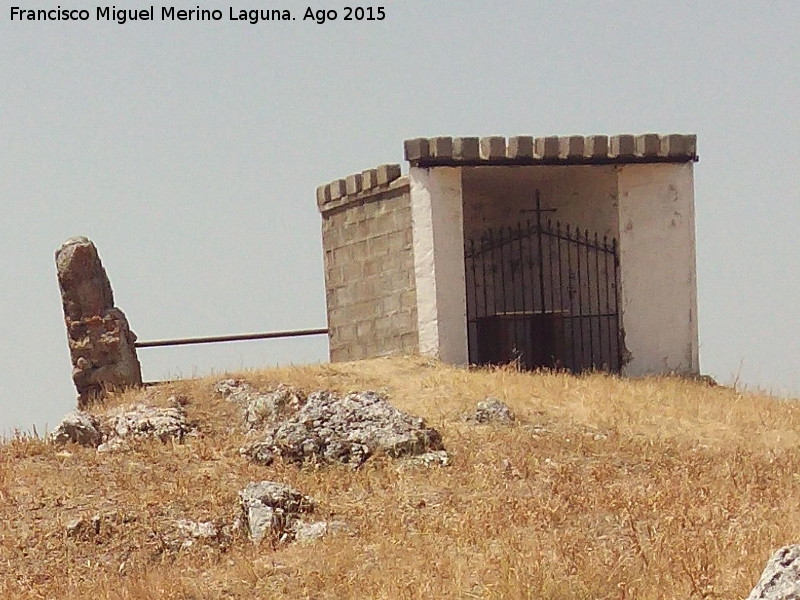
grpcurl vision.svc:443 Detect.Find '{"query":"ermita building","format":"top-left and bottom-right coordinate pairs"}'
top-left (316, 133), bottom-right (699, 376)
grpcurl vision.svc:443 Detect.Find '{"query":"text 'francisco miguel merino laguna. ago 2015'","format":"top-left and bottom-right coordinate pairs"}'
top-left (9, 6), bottom-right (387, 24)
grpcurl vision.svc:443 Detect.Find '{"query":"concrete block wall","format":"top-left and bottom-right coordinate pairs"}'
top-left (317, 164), bottom-right (418, 361)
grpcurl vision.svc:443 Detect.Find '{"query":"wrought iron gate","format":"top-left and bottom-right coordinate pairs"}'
top-left (464, 212), bottom-right (621, 373)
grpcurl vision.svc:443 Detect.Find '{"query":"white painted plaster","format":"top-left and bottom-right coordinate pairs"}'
top-left (410, 167), bottom-right (468, 364)
top-left (616, 162), bottom-right (699, 375)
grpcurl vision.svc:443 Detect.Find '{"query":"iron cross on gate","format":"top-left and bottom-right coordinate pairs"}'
top-left (520, 190), bottom-right (557, 225)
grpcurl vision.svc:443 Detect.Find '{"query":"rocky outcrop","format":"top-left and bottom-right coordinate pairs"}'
top-left (214, 380), bottom-right (306, 430)
top-left (239, 481), bottom-right (315, 543)
top-left (464, 398), bottom-right (516, 424)
top-left (55, 237), bottom-right (142, 408)
top-left (50, 411), bottom-right (103, 447)
top-left (103, 403), bottom-right (193, 444)
top-left (240, 390), bottom-right (444, 468)
top-left (746, 545), bottom-right (800, 600)
top-left (50, 401), bottom-right (195, 450)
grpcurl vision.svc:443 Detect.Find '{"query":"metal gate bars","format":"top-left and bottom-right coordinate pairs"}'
top-left (464, 216), bottom-right (621, 373)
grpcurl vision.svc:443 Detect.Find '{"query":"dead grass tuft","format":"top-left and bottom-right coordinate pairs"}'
top-left (1, 356), bottom-right (797, 599)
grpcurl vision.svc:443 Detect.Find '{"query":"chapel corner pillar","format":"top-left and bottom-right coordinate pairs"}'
top-left (615, 162), bottom-right (700, 376)
top-left (409, 166), bottom-right (468, 365)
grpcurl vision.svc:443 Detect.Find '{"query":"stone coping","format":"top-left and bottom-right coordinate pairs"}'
top-left (317, 164), bottom-right (407, 213)
top-left (316, 133), bottom-right (697, 212)
top-left (404, 133), bottom-right (697, 167)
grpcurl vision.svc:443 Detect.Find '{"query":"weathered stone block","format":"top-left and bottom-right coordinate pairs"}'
top-left (635, 133), bottom-right (660, 157)
top-left (403, 138), bottom-right (430, 161)
top-left (559, 135), bottom-right (584, 159)
top-left (376, 164), bottom-right (401, 185)
top-left (507, 136), bottom-right (534, 159)
top-left (56, 237), bottom-right (142, 408)
top-left (610, 134), bottom-right (636, 158)
top-left (584, 135), bottom-right (609, 158)
top-left (329, 179), bottom-right (347, 201)
top-left (534, 136), bottom-right (560, 159)
top-left (315, 184), bottom-right (330, 208)
top-left (361, 168), bottom-right (378, 190)
top-left (345, 173), bottom-right (363, 196)
top-left (430, 137), bottom-right (453, 158)
top-left (453, 137), bottom-right (480, 160)
top-left (480, 136), bottom-right (506, 160)
top-left (367, 235), bottom-right (390, 255)
top-left (660, 134), bottom-right (697, 158)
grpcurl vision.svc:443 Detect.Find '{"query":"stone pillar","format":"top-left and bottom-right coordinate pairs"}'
top-left (616, 162), bottom-right (700, 375)
top-left (409, 166), bottom-right (469, 365)
top-left (56, 237), bottom-right (142, 407)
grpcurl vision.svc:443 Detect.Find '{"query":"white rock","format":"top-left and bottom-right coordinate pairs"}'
top-left (241, 390), bottom-right (444, 467)
top-left (50, 411), bottom-right (102, 447)
top-left (238, 481), bottom-right (315, 543)
top-left (746, 545), bottom-right (800, 600)
top-left (292, 520), bottom-right (351, 543)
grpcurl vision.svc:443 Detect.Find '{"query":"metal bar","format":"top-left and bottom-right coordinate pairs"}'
top-left (481, 232), bottom-right (489, 321)
top-left (469, 237), bottom-right (478, 363)
top-left (613, 238), bottom-right (622, 370)
top-left (547, 219), bottom-right (556, 363)
top-left (535, 191), bottom-right (547, 316)
top-left (519, 221), bottom-right (530, 368)
top-left (517, 223), bottom-right (527, 322)
top-left (499, 226), bottom-right (510, 362)
top-left (556, 221), bottom-right (568, 371)
top-left (594, 232), bottom-right (603, 370)
top-left (575, 228), bottom-right (585, 371)
top-left (135, 328), bottom-right (328, 349)
top-left (585, 229), bottom-right (595, 369)
top-left (566, 224), bottom-right (576, 371)
top-left (604, 235), bottom-right (613, 371)
top-left (506, 226), bottom-right (520, 365)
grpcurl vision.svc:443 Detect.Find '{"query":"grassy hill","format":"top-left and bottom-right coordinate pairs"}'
top-left (1, 356), bottom-right (798, 599)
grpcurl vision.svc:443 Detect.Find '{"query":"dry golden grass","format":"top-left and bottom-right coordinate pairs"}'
top-left (2, 356), bottom-right (799, 599)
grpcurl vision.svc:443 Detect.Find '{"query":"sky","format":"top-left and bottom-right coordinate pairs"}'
top-left (1, 1), bottom-right (799, 434)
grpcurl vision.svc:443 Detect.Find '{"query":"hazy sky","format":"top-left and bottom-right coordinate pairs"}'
top-left (1, 1), bottom-right (798, 434)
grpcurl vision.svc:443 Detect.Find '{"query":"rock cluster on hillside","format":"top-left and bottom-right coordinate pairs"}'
top-left (238, 480), bottom-right (350, 544)
top-left (238, 389), bottom-right (445, 467)
top-left (50, 399), bottom-right (195, 451)
top-left (214, 380), bottom-right (306, 430)
top-left (238, 481), bottom-right (315, 543)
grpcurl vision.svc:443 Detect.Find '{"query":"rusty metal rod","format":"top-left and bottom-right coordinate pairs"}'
top-left (135, 328), bottom-right (329, 349)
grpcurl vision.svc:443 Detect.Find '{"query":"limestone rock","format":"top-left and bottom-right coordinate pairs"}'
top-left (746, 545), bottom-right (800, 600)
top-left (465, 398), bottom-right (516, 424)
top-left (214, 380), bottom-right (306, 430)
top-left (52, 402), bottom-right (196, 452)
top-left (292, 520), bottom-right (351, 543)
top-left (214, 379), bottom-right (254, 403)
top-left (50, 411), bottom-right (102, 447)
top-left (173, 519), bottom-right (220, 550)
top-left (238, 481), bottom-right (315, 543)
top-left (104, 403), bottom-right (194, 444)
top-left (241, 390), bottom-right (444, 468)
top-left (55, 237), bottom-right (142, 407)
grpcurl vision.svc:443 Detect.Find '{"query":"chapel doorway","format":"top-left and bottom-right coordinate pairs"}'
top-left (464, 194), bottom-right (622, 372)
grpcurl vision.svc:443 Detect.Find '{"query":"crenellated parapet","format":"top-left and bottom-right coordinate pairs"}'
top-left (316, 163), bottom-right (406, 213)
top-left (403, 133), bottom-right (697, 167)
